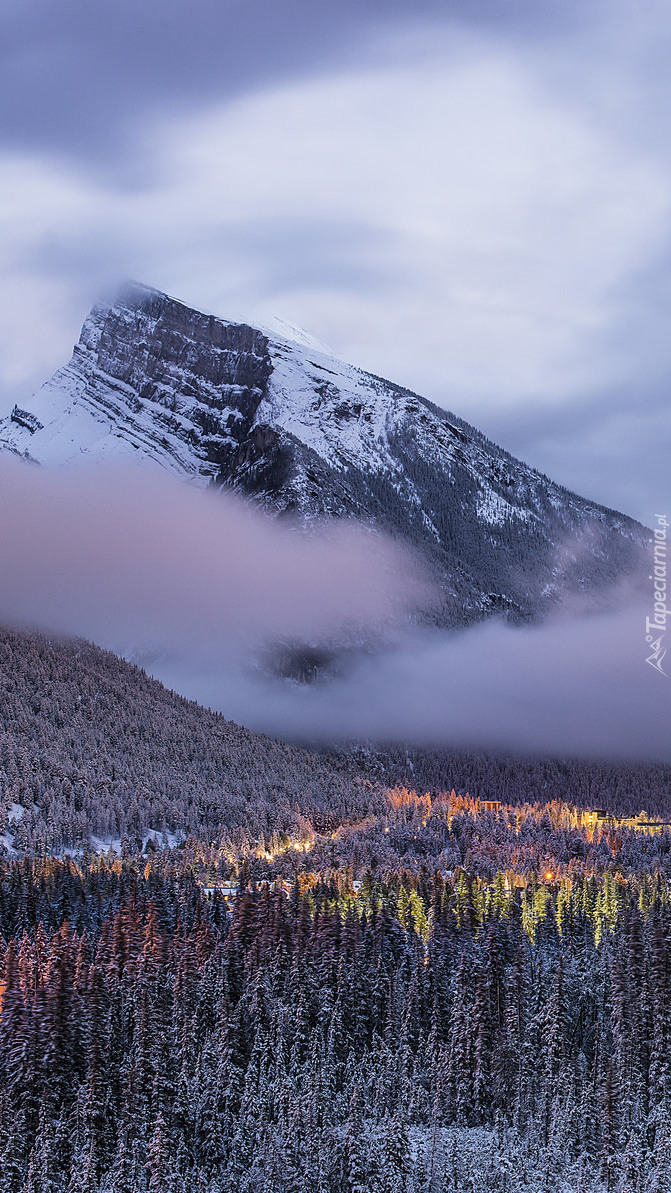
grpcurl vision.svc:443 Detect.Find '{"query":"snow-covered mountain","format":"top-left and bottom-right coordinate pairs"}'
top-left (0, 282), bottom-right (647, 625)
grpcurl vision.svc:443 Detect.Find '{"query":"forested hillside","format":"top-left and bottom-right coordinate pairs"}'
top-left (0, 627), bottom-right (381, 854)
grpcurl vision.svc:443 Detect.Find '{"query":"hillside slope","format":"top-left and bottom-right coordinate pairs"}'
top-left (0, 626), bottom-right (381, 853)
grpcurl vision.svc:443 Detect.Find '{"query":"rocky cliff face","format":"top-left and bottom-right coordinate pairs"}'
top-left (0, 282), bottom-right (648, 626)
top-left (1, 284), bottom-right (272, 478)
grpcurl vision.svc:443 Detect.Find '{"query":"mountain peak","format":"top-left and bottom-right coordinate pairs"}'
top-left (0, 283), bottom-right (647, 626)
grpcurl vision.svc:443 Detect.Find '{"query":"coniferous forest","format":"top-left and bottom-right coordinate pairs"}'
top-left (4, 848), bottom-right (671, 1192)
top-left (3, 627), bottom-right (671, 1190)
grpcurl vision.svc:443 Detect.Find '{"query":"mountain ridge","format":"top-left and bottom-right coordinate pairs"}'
top-left (0, 281), bottom-right (648, 626)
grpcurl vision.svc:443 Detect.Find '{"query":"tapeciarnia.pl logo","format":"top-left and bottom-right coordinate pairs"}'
top-left (646, 514), bottom-right (668, 676)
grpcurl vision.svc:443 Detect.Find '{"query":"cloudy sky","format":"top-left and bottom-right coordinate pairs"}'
top-left (2, 0), bottom-right (671, 758)
top-left (2, 0), bottom-right (670, 524)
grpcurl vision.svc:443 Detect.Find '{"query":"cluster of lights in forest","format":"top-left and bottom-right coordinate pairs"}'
top-left (253, 837), bottom-right (314, 862)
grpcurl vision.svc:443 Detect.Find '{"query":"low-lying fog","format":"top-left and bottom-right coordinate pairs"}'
top-left (2, 458), bottom-right (669, 761)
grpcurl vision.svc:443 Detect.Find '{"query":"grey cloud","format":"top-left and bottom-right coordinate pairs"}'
top-left (0, 0), bottom-right (600, 168)
top-left (158, 602), bottom-right (671, 763)
top-left (0, 1), bottom-right (486, 166)
top-left (223, 217), bottom-right (399, 299)
top-left (0, 458), bottom-right (431, 663)
top-left (0, 1), bottom-right (354, 168)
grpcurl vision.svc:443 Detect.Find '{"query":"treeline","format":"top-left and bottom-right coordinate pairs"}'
top-left (2, 856), bottom-right (671, 1190)
top-left (342, 742), bottom-right (671, 820)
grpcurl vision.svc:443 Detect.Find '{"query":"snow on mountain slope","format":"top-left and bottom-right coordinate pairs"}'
top-left (0, 282), bottom-right (648, 626)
